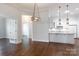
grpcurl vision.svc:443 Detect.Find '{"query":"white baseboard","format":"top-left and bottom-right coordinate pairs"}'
top-left (9, 39), bottom-right (22, 44)
top-left (32, 39), bottom-right (49, 42)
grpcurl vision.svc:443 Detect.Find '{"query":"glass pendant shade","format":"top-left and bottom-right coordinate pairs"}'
top-left (58, 6), bottom-right (61, 25)
top-left (66, 4), bottom-right (69, 24)
top-left (31, 16), bottom-right (40, 21)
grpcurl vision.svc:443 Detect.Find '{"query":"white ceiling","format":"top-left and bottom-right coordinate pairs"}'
top-left (5, 3), bottom-right (79, 17)
top-left (5, 3), bottom-right (53, 10)
top-left (5, 3), bottom-right (79, 10)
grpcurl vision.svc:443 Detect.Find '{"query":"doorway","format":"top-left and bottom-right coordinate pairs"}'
top-left (22, 15), bottom-right (32, 48)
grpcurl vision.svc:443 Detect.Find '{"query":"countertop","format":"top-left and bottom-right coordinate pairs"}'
top-left (48, 32), bottom-right (75, 35)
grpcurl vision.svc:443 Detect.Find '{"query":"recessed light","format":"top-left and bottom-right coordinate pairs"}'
top-left (64, 10), bottom-right (70, 14)
top-left (75, 8), bottom-right (79, 10)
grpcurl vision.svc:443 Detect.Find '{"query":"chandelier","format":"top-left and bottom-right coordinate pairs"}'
top-left (31, 3), bottom-right (40, 21)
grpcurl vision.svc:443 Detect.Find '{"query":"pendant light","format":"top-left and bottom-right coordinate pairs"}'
top-left (66, 4), bottom-right (69, 24)
top-left (58, 6), bottom-right (61, 25)
top-left (31, 3), bottom-right (40, 21)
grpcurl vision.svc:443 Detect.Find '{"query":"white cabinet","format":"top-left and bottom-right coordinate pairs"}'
top-left (6, 18), bottom-right (17, 43)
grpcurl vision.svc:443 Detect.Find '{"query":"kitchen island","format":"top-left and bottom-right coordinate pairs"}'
top-left (48, 32), bottom-right (75, 44)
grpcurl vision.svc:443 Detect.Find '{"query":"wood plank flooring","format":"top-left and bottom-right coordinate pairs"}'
top-left (0, 38), bottom-right (79, 56)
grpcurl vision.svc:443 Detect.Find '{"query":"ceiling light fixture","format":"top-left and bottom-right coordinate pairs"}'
top-left (75, 8), bottom-right (79, 10)
top-left (31, 3), bottom-right (40, 21)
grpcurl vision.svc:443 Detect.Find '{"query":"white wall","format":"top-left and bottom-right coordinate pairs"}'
top-left (0, 17), bottom-right (6, 38)
top-left (74, 14), bottom-right (79, 38)
top-left (32, 11), bottom-right (49, 42)
top-left (0, 4), bottom-right (19, 18)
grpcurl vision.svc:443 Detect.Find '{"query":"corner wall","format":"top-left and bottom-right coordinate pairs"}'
top-left (32, 11), bottom-right (49, 42)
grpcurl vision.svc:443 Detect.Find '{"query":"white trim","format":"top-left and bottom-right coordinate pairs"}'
top-left (32, 39), bottom-right (49, 42)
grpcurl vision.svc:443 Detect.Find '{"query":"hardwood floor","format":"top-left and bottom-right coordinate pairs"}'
top-left (0, 38), bottom-right (79, 56)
